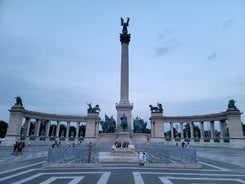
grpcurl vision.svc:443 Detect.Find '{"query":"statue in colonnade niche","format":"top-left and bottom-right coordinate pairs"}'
top-left (87, 103), bottom-right (101, 113)
top-left (70, 130), bottom-right (75, 137)
top-left (61, 130), bottom-right (65, 137)
top-left (149, 103), bottom-right (163, 113)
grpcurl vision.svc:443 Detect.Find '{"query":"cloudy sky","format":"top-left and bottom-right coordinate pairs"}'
top-left (0, 0), bottom-right (245, 125)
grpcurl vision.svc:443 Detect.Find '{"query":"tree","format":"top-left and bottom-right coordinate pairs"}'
top-left (0, 120), bottom-right (8, 138)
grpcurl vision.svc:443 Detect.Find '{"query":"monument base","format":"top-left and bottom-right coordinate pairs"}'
top-left (99, 134), bottom-right (138, 163)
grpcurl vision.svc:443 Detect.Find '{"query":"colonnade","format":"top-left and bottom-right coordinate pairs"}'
top-left (160, 120), bottom-right (228, 141)
top-left (21, 118), bottom-right (86, 141)
top-left (4, 104), bottom-right (100, 145)
top-left (150, 108), bottom-right (244, 148)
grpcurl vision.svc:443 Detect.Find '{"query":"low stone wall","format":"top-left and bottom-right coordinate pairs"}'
top-left (135, 143), bottom-right (197, 164)
top-left (47, 142), bottom-right (197, 165)
top-left (47, 143), bottom-right (99, 163)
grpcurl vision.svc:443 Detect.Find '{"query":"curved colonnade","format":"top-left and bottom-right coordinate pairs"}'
top-left (150, 108), bottom-right (244, 148)
top-left (4, 103), bottom-right (244, 148)
top-left (4, 104), bottom-right (100, 145)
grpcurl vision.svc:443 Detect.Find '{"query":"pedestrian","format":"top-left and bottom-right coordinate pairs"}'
top-left (181, 141), bottom-right (185, 148)
top-left (138, 152), bottom-right (145, 166)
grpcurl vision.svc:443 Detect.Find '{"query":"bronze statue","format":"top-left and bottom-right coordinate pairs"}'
top-left (121, 17), bottom-right (130, 35)
top-left (100, 114), bottom-right (116, 133)
top-left (87, 103), bottom-right (100, 113)
top-left (120, 114), bottom-right (128, 131)
top-left (149, 103), bottom-right (163, 113)
top-left (228, 99), bottom-right (238, 110)
top-left (15, 96), bottom-right (23, 106)
top-left (133, 116), bottom-right (147, 133)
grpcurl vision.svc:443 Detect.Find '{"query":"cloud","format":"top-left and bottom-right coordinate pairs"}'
top-left (223, 18), bottom-right (234, 29)
top-left (154, 30), bottom-right (179, 58)
top-left (208, 52), bottom-right (217, 60)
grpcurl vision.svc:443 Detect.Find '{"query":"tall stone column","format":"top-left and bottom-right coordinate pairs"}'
top-left (116, 17), bottom-right (133, 132)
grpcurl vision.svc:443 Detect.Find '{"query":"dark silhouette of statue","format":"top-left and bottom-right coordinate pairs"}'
top-left (120, 114), bottom-right (128, 131)
top-left (133, 116), bottom-right (147, 133)
top-left (15, 96), bottom-right (23, 106)
top-left (149, 103), bottom-right (163, 113)
top-left (100, 114), bottom-right (116, 133)
top-left (87, 103), bottom-right (100, 113)
top-left (121, 17), bottom-right (130, 35)
top-left (227, 99), bottom-right (238, 110)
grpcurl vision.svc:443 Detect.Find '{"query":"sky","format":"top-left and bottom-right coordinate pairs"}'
top-left (0, 0), bottom-right (245, 125)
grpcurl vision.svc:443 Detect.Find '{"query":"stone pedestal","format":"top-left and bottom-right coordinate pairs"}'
top-left (150, 112), bottom-right (164, 139)
top-left (3, 105), bottom-right (25, 146)
top-left (98, 131), bottom-right (138, 163)
top-left (116, 103), bottom-right (133, 132)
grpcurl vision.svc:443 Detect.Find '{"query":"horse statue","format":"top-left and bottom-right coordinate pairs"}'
top-left (87, 103), bottom-right (101, 113)
top-left (100, 114), bottom-right (116, 133)
top-left (120, 114), bottom-right (128, 131)
top-left (149, 103), bottom-right (163, 113)
top-left (15, 96), bottom-right (23, 106)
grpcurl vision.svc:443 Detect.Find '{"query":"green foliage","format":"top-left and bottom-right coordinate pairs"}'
top-left (0, 120), bottom-right (8, 138)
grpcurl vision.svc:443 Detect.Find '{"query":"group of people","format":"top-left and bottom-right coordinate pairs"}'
top-left (12, 141), bottom-right (25, 155)
top-left (51, 140), bottom-right (62, 148)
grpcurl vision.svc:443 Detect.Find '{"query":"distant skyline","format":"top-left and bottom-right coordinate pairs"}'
top-left (0, 0), bottom-right (244, 125)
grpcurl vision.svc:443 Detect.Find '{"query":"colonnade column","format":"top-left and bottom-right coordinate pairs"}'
top-left (35, 119), bottom-right (41, 137)
top-left (180, 122), bottom-right (184, 139)
top-left (210, 121), bottom-right (215, 141)
top-left (170, 122), bottom-right (174, 139)
top-left (55, 121), bottom-right (60, 138)
top-left (219, 120), bottom-right (225, 139)
top-left (76, 122), bottom-right (80, 138)
top-left (45, 120), bottom-right (50, 137)
top-left (200, 121), bottom-right (204, 141)
top-left (190, 122), bottom-right (194, 139)
top-left (25, 118), bottom-right (31, 137)
top-left (66, 122), bottom-right (70, 139)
